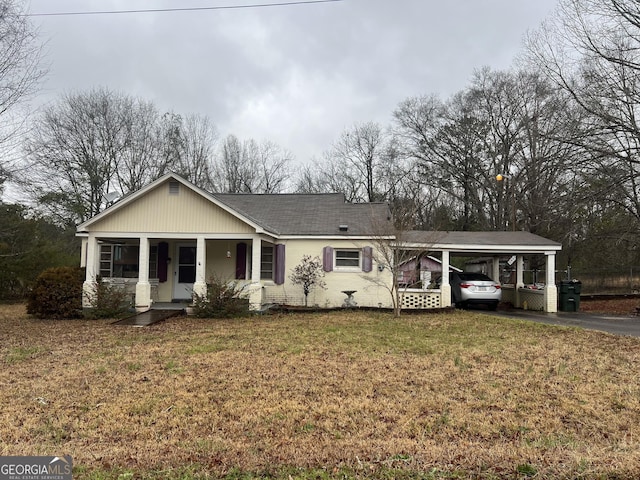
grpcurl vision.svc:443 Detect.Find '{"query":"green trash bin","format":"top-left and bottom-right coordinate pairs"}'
top-left (558, 280), bottom-right (581, 311)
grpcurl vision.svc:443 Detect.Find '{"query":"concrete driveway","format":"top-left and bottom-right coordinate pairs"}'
top-left (485, 309), bottom-right (640, 338)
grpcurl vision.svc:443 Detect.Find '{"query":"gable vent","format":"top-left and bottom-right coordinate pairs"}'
top-left (169, 181), bottom-right (180, 195)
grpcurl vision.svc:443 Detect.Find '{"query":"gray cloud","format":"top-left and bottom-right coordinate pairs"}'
top-left (29, 0), bottom-right (559, 164)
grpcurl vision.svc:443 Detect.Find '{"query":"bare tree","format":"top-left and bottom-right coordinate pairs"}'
top-left (0, 0), bottom-right (46, 190)
top-left (213, 135), bottom-right (291, 193)
top-left (393, 69), bottom-right (579, 235)
top-left (323, 122), bottom-right (391, 202)
top-left (364, 203), bottom-right (441, 317)
top-left (24, 88), bottom-right (130, 224)
top-left (115, 99), bottom-right (163, 194)
top-left (179, 114), bottom-right (218, 190)
top-left (254, 140), bottom-right (293, 193)
top-left (526, 0), bottom-right (640, 229)
top-left (295, 156), bottom-right (363, 201)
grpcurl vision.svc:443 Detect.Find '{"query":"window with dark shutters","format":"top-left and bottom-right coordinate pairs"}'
top-left (322, 246), bottom-right (334, 272)
top-left (157, 242), bottom-right (169, 282)
top-left (274, 244), bottom-right (285, 285)
top-left (235, 242), bottom-right (247, 279)
top-left (362, 246), bottom-right (373, 272)
top-left (260, 245), bottom-right (274, 280)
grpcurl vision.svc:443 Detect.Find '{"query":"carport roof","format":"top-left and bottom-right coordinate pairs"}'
top-left (403, 231), bottom-right (562, 254)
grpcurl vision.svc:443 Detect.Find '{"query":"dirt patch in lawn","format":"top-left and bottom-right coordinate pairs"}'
top-left (1, 304), bottom-right (639, 479)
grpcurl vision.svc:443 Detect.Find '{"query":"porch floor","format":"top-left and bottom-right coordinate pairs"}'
top-left (152, 302), bottom-right (190, 310)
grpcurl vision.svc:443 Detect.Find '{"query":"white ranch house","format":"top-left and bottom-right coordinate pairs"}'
top-left (77, 173), bottom-right (562, 313)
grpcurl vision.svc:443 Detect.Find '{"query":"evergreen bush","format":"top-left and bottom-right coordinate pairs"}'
top-left (27, 266), bottom-right (84, 319)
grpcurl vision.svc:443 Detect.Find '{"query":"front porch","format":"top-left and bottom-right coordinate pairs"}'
top-left (80, 234), bottom-right (280, 312)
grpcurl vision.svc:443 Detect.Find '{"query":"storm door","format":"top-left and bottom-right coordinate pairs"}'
top-left (173, 244), bottom-right (196, 300)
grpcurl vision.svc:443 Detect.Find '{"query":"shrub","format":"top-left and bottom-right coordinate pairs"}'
top-left (290, 255), bottom-right (326, 306)
top-left (83, 276), bottom-right (132, 319)
top-left (192, 276), bottom-right (250, 318)
top-left (27, 266), bottom-right (84, 319)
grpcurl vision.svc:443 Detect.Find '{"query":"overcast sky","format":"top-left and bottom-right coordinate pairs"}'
top-left (26, 0), bottom-right (559, 165)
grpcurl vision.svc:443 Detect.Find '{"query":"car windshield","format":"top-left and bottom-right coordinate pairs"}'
top-left (457, 273), bottom-right (493, 282)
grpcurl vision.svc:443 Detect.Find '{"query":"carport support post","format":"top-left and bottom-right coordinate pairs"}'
top-left (440, 250), bottom-right (452, 307)
top-left (135, 236), bottom-right (151, 312)
top-left (491, 257), bottom-right (500, 283)
top-left (515, 255), bottom-right (524, 308)
top-left (192, 236), bottom-right (207, 301)
top-left (544, 251), bottom-right (558, 313)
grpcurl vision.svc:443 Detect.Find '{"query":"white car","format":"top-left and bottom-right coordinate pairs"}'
top-left (437, 272), bottom-right (502, 310)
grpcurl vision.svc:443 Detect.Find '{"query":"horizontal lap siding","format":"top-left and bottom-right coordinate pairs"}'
top-left (88, 181), bottom-right (254, 234)
top-left (265, 239), bottom-right (393, 308)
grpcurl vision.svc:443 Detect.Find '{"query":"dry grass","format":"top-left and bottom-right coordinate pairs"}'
top-left (1, 304), bottom-right (640, 479)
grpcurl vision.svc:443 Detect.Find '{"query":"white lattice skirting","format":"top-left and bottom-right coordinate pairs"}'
top-left (402, 290), bottom-right (441, 309)
top-left (518, 289), bottom-right (545, 311)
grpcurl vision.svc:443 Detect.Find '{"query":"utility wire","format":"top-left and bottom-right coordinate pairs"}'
top-left (25, 0), bottom-right (343, 17)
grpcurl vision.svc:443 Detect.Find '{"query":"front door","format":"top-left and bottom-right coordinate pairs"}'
top-left (173, 244), bottom-right (196, 300)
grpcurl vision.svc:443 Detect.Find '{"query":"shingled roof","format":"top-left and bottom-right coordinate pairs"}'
top-left (404, 230), bottom-right (562, 253)
top-left (212, 192), bottom-right (392, 236)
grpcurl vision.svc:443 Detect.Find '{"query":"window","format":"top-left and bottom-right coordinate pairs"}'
top-left (335, 249), bottom-right (361, 269)
top-left (149, 245), bottom-right (158, 279)
top-left (322, 246), bottom-right (372, 273)
top-left (260, 245), bottom-right (274, 280)
top-left (98, 244), bottom-right (158, 279)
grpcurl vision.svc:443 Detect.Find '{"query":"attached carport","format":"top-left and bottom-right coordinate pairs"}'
top-left (403, 231), bottom-right (563, 313)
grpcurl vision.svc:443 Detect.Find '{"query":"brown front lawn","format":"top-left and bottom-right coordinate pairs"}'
top-left (1, 304), bottom-right (639, 479)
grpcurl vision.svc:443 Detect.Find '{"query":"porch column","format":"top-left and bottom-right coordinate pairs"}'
top-left (440, 250), bottom-right (451, 308)
top-left (193, 236), bottom-right (207, 300)
top-left (251, 237), bottom-right (261, 283)
top-left (135, 236), bottom-right (152, 311)
top-left (544, 251), bottom-right (558, 313)
top-left (515, 255), bottom-right (524, 308)
top-left (249, 236), bottom-right (263, 309)
top-left (82, 234), bottom-right (99, 308)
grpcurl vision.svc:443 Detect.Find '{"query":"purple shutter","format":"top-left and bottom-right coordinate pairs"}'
top-left (322, 246), bottom-right (334, 272)
top-left (274, 244), bottom-right (285, 285)
top-left (362, 246), bottom-right (373, 273)
top-left (236, 242), bottom-right (247, 279)
top-left (158, 242), bottom-right (169, 282)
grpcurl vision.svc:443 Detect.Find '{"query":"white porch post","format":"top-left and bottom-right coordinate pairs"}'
top-left (515, 255), bottom-right (525, 308)
top-left (440, 250), bottom-right (451, 307)
top-left (193, 236), bottom-right (207, 300)
top-left (82, 234), bottom-right (99, 308)
top-left (544, 251), bottom-right (558, 313)
top-left (249, 236), bottom-right (263, 309)
top-left (135, 236), bottom-right (152, 311)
